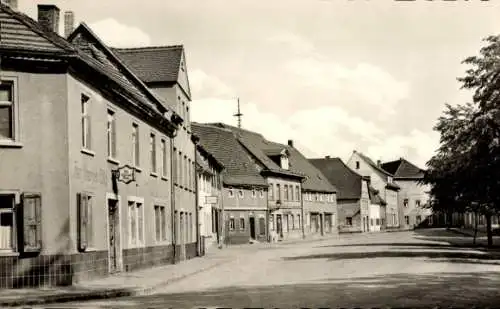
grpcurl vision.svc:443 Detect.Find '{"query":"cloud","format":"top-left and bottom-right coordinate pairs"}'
top-left (88, 18), bottom-right (151, 47)
top-left (266, 32), bottom-right (316, 55)
top-left (190, 69), bottom-right (235, 99)
top-left (191, 70), bottom-right (438, 168)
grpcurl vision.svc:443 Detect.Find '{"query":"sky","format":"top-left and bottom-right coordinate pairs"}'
top-left (20, 0), bottom-right (500, 167)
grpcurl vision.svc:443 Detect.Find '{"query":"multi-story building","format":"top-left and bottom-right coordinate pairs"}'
top-left (381, 158), bottom-right (432, 230)
top-left (112, 43), bottom-right (197, 261)
top-left (195, 142), bottom-right (224, 254)
top-left (310, 157), bottom-right (385, 233)
top-left (211, 124), bottom-right (307, 241)
top-left (0, 3), bottom-right (185, 288)
top-left (346, 150), bottom-right (400, 230)
top-left (192, 123), bottom-right (270, 245)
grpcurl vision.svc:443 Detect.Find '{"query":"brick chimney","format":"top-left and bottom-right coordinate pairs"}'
top-left (38, 4), bottom-right (60, 33)
top-left (1, 0), bottom-right (18, 10)
top-left (377, 160), bottom-right (381, 167)
top-left (64, 11), bottom-right (75, 38)
top-left (287, 139), bottom-right (294, 147)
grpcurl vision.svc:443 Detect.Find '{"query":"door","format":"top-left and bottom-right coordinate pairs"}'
top-left (107, 199), bottom-right (120, 274)
top-left (249, 217), bottom-right (256, 239)
top-left (276, 215), bottom-right (283, 238)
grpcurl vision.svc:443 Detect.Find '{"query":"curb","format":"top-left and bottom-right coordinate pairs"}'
top-left (0, 257), bottom-right (232, 307)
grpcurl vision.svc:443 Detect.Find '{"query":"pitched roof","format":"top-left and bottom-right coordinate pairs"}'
top-left (191, 123), bottom-right (267, 187)
top-left (309, 157), bottom-right (361, 200)
top-left (354, 151), bottom-right (400, 190)
top-left (0, 4), bottom-right (75, 54)
top-left (112, 46), bottom-right (183, 84)
top-left (381, 158), bottom-right (425, 179)
top-left (208, 123), bottom-right (306, 180)
top-left (369, 186), bottom-right (387, 206)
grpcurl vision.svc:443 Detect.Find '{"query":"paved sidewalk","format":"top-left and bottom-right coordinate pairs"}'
top-left (0, 252), bottom-right (233, 307)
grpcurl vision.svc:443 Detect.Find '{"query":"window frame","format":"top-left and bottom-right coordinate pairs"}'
top-left (154, 205), bottom-right (168, 243)
top-left (239, 217), bottom-right (245, 231)
top-left (228, 187), bottom-right (234, 198)
top-left (0, 192), bottom-right (17, 253)
top-left (229, 218), bottom-right (235, 231)
top-left (107, 109), bottom-right (117, 159)
top-left (77, 192), bottom-right (95, 252)
top-left (80, 93), bottom-right (91, 151)
top-left (0, 79), bottom-right (20, 146)
top-left (161, 138), bottom-right (168, 179)
top-left (132, 123), bottom-right (140, 168)
top-left (150, 133), bottom-right (157, 175)
top-left (238, 189), bottom-right (244, 198)
top-left (128, 197), bottom-right (145, 248)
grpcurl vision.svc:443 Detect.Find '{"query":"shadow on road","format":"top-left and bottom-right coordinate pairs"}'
top-left (77, 271), bottom-right (500, 308)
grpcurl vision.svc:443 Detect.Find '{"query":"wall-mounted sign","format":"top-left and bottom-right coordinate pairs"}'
top-left (112, 165), bottom-right (136, 184)
top-left (205, 196), bottom-right (218, 204)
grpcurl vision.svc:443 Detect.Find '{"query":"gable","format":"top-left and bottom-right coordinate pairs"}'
top-left (0, 7), bottom-right (73, 53)
top-left (176, 51), bottom-right (191, 99)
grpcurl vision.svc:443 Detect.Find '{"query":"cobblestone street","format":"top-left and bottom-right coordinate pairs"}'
top-left (34, 229), bottom-right (500, 308)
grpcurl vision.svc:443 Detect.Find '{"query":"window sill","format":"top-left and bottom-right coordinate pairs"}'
top-left (0, 251), bottom-right (20, 257)
top-left (161, 176), bottom-right (168, 181)
top-left (151, 172), bottom-right (158, 178)
top-left (0, 140), bottom-right (23, 148)
top-left (81, 148), bottom-right (95, 156)
top-left (107, 157), bottom-right (120, 165)
top-left (134, 166), bottom-right (142, 173)
top-left (84, 247), bottom-right (98, 252)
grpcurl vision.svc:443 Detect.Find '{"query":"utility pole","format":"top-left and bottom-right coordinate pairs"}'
top-left (233, 98), bottom-right (243, 129)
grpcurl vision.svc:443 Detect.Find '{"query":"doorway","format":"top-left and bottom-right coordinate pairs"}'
top-left (276, 214), bottom-right (283, 238)
top-left (107, 198), bottom-right (121, 274)
top-left (249, 217), bottom-right (256, 239)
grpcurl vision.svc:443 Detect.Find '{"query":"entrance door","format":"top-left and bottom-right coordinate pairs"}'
top-left (276, 215), bottom-right (283, 238)
top-left (107, 199), bottom-right (120, 274)
top-left (249, 217), bottom-right (256, 239)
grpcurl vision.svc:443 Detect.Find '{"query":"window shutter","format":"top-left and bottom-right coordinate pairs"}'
top-left (20, 193), bottom-right (42, 253)
top-left (77, 192), bottom-right (88, 252)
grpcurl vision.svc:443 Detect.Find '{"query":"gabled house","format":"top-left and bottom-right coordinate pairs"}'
top-left (310, 157), bottom-right (385, 233)
top-left (208, 123), bottom-right (307, 242)
top-left (195, 142), bottom-right (224, 254)
top-left (346, 150), bottom-right (400, 230)
top-left (191, 123), bottom-right (270, 245)
top-left (381, 158), bottom-right (432, 229)
top-left (111, 44), bottom-right (197, 261)
top-left (0, 2), bottom-right (184, 288)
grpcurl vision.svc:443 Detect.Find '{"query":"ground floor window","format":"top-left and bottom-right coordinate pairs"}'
top-left (128, 200), bottom-right (144, 247)
top-left (77, 192), bottom-right (94, 251)
top-left (259, 217), bottom-right (266, 235)
top-left (405, 216), bottom-right (410, 225)
top-left (229, 218), bottom-right (235, 231)
top-left (154, 205), bottom-right (167, 242)
top-left (239, 217), bottom-right (245, 230)
top-left (0, 195), bottom-right (14, 250)
top-left (345, 217), bottom-right (352, 226)
top-left (416, 215), bottom-right (421, 225)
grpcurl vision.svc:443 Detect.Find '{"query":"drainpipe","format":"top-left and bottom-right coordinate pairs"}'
top-left (218, 171), bottom-right (225, 249)
top-left (194, 145), bottom-right (200, 256)
top-left (300, 181), bottom-right (306, 239)
top-left (170, 131), bottom-right (177, 264)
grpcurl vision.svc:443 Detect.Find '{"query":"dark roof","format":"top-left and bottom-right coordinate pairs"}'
top-left (381, 158), bottom-right (425, 179)
top-left (192, 123), bottom-right (267, 187)
top-left (196, 142), bottom-right (225, 172)
top-left (369, 186), bottom-right (387, 206)
top-left (208, 123), bottom-right (306, 180)
top-left (113, 46), bottom-right (183, 84)
top-left (309, 157), bottom-right (361, 199)
top-left (354, 151), bottom-right (400, 190)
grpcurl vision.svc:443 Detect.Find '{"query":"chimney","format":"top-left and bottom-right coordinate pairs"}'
top-left (1, 0), bottom-right (18, 10)
top-left (377, 160), bottom-right (381, 167)
top-left (38, 4), bottom-right (60, 33)
top-left (64, 11), bottom-right (75, 38)
top-left (325, 156), bottom-right (330, 159)
top-left (287, 139), bottom-right (294, 147)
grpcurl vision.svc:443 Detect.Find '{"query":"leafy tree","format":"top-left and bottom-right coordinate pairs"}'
top-left (424, 35), bottom-right (500, 247)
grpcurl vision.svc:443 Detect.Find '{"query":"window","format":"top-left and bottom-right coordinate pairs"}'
top-left (81, 94), bottom-right (91, 149)
top-left (177, 151), bottom-right (182, 184)
top-left (21, 193), bottom-right (42, 253)
top-left (239, 218), bottom-right (245, 230)
top-left (370, 218), bottom-right (374, 226)
top-left (376, 218), bottom-right (380, 225)
top-left (295, 186), bottom-right (300, 201)
top-left (155, 205), bottom-right (167, 242)
top-left (107, 110), bottom-right (116, 158)
top-left (132, 123), bottom-right (140, 167)
top-left (403, 199), bottom-right (409, 207)
top-left (252, 189), bottom-right (256, 198)
top-left (297, 214), bottom-right (301, 228)
top-left (150, 133), bottom-right (157, 173)
top-left (183, 156), bottom-right (188, 187)
top-left (268, 184), bottom-right (274, 200)
top-left (189, 213), bottom-right (193, 242)
top-left (187, 158), bottom-right (191, 188)
top-left (128, 200), bottom-right (144, 246)
top-left (345, 217), bottom-right (353, 226)
top-left (260, 189), bottom-right (264, 198)
top-left (416, 215), bottom-right (422, 225)
top-left (0, 194), bottom-right (15, 251)
top-left (0, 82), bottom-right (17, 142)
top-left (77, 192), bottom-right (94, 251)
top-left (229, 218), bottom-right (235, 231)
top-left (290, 185), bottom-right (294, 201)
top-left (276, 184), bottom-right (281, 200)
top-left (290, 215), bottom-right (294, 229)
top-left (284, 185), bottom-right (288, 201)
top-left (161, 139), bottom-right (167, 177)
top-left (416, 200), bottom-right (421, 207)
top-left (355, 161), bottom-right (360, 169)
top-left (259, 217), bottom-right (266, 235)
top-left (238, 189), bottom-right (244, 198)
top-left (228, 187), bottom-right (234, 198)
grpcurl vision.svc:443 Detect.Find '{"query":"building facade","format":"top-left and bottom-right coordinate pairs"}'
top-left (195, 144), bottom-right (224, 254)
top-left (310, 157), bottom-right (385, 233)
top-left (0, 3), bottom-right (188, 288)
top-left (381, 158), bottom-right (432, 230)
top-left (114, 44), bottom-right (198, 261)
top-left (346, 151), bottom-right (400, 230)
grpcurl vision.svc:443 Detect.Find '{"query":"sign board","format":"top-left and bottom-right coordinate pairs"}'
top-left (205, 196), bottom-right (218, 204)
top-left (112, 165), bottom-right (136, 184)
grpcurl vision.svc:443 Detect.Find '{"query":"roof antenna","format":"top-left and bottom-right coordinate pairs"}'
top-left (233, 98), bottom-right (243, 129)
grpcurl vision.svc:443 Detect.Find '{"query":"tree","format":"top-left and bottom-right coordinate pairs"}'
top-left (424, 35), bottom-right (500, 247)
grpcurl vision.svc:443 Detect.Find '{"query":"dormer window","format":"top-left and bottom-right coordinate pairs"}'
top-left (281, 154), bottom-right (289, 170)
top-left (387, 176), bottom-right (393, 184)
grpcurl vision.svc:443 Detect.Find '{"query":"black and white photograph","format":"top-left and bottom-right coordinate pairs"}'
top-left (0, 0), bottom-right (499, 308)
